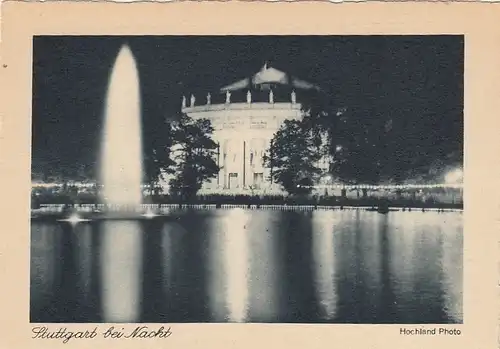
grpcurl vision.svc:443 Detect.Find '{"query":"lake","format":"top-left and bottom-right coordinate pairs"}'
top-left (30, 209), bottom-right (463, 324)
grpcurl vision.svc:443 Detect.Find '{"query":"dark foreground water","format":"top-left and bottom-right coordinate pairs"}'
top-left (30, 209), bottom-right (463, 324)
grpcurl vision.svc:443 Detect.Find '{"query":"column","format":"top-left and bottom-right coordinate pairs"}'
top-left (216, 142), bottom-right (221, 187)
top-left (242, 140), bottom-right (246, 188)
top-left (223, 140), bottom-right (228, 189)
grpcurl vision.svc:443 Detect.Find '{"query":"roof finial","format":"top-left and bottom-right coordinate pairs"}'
top-left (262, 62), bottom-right (268, 71)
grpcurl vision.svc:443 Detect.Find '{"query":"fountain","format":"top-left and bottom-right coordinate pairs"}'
top-left (98, 45), bottom-right (145, 322)
top-left (100, 44), bottom-right (143, 211)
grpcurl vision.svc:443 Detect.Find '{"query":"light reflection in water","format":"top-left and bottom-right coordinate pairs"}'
top-left (160, 221), bottom-right (187, 292)
top-left (30, 223), bottom-right (62, 306)
top-left (30, 210), bottom-right (463, 324)
top-left (161, 224), bottom-right (175, 290)
top-left (247, 211), bottom-right (279, 321)
top-left (73, 224), bottom-right (94, 300)
top-left (412, 216), bottom-right (446, 322)
top-left (388, 212), bottom-right (457, 322)
top-left (100, 221), bottom-right (143, 322)
top-left (311, 211), bottom-right (337, 320)
top-left (440, 216), bottom-right (463, 322)
top-left (358, 212), bottom-right (382, 311)
top-left (387, 213), bottom-right (421, 319)
top-left (207, 220), bottom-right (226, 321)
top-left (209, 209), bottom-right (250, 322)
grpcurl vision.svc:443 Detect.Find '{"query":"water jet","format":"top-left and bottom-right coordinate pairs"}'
top-left (100, 44), bottom-right (143, 212)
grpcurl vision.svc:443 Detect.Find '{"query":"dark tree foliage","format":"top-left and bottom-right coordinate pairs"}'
top-left (168, 114), bottom-right (219, 200)
top-left (143, 119), bottom-right (176, 195)
top-left (263, 119), bottom-right (322, 196)
top-left (299, 90), bottom-right (379, 184)
top-left (298, 87), bottom-right (463, 185)
top-left (329, 107), bottom-right (387, 184)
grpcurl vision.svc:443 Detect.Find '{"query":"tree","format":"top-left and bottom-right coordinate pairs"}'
top-left (329, 108), bottom-right (386, 186)
top-left (168, 113), bottom-right (219, 201)
top-left (285, 87), bottom-right (463, 189)
top-left (264, 119), bottom-right (322, 196)
top-left (300, 92), bottom-right (388, 195)
top-left (143, 124), bottom-right (175, 196)
top-left (299, 91), bottom-right (355, 179)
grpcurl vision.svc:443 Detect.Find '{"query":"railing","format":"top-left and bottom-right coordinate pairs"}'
top-left (33, 203), bottom-right (463, 215)
top-left (181, 102), bottom-right (301, 114)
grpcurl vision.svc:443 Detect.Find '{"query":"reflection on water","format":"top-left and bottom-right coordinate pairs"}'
top-left (30, 224), bottom-right (62, 310)
top-left (30, 210), bottom-right (463, 324)
top-left (439, 215), bottom-right (463, 322)
top-left (247, 212), bottom-right (280, 322)
top-left (100, 221), bottom-right (143, 322)
top-left (209, 209), bottom-right (250, 322)
top-left (311, 211), bottom-right (337, 320)
top-left (73, 224), bottom-right (94, 300)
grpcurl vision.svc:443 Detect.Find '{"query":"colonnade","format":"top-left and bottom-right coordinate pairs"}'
top-left (212, 138), bottom-right (271, 190)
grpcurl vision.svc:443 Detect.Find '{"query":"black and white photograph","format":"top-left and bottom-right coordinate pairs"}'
top-left (30, 35), bottom-right (464, 324)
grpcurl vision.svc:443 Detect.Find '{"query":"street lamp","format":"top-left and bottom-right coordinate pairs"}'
top-left (445, 168), bottom-right (463, 185)
top-left (321, 174), bottom-right (333, 197)
top-left (445, 168), bottom-right (463, 204)
top-left (322, 174), bottom-right (333, 184)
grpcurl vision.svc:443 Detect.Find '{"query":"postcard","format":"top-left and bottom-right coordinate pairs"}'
top-left (1, 2), bottom-right (499, 349)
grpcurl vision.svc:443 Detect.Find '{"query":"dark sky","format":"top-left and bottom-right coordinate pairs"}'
top-left (32, 35), bottom-right (463, 179)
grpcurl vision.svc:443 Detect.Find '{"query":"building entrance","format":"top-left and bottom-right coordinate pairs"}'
top-left (253, 173), bottom-right (264, 189)
top-left (228, 173), bottom-right (239, 189)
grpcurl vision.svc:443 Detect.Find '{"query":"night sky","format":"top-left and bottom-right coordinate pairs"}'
top-left (32, 35), bottom-right (463, 180)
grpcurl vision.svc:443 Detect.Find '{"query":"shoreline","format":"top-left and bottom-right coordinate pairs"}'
top-left (31, 202), bottom-right (463, 220)
top-left (31, 195), bottom-right (463, 210)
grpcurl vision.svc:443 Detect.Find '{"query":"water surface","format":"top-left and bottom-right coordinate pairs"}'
top-left (30, 209), bottom-right (463, 323)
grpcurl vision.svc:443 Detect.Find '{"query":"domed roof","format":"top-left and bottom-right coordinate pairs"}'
top-left (220, 63), bottom-right (320, 92)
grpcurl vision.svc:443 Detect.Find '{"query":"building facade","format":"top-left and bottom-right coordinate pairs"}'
top-left (180, 64), bottom-right (321, 194)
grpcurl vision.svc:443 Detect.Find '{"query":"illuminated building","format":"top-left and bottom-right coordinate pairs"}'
top-left (180, 63), bottom-right (322, 194)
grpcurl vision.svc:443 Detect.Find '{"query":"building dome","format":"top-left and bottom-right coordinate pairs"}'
top-left (220, 62), bottom-right (320, 92)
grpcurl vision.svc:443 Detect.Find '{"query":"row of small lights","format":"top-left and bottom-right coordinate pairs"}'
top-left (32, 182), bottom-right (463, 190)
top-left (32, 182), bottom-right (151, 189)
top-left (58, 210), bottom-right (158, 224)
top-left (308, 183), bottom-right (463, 190)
